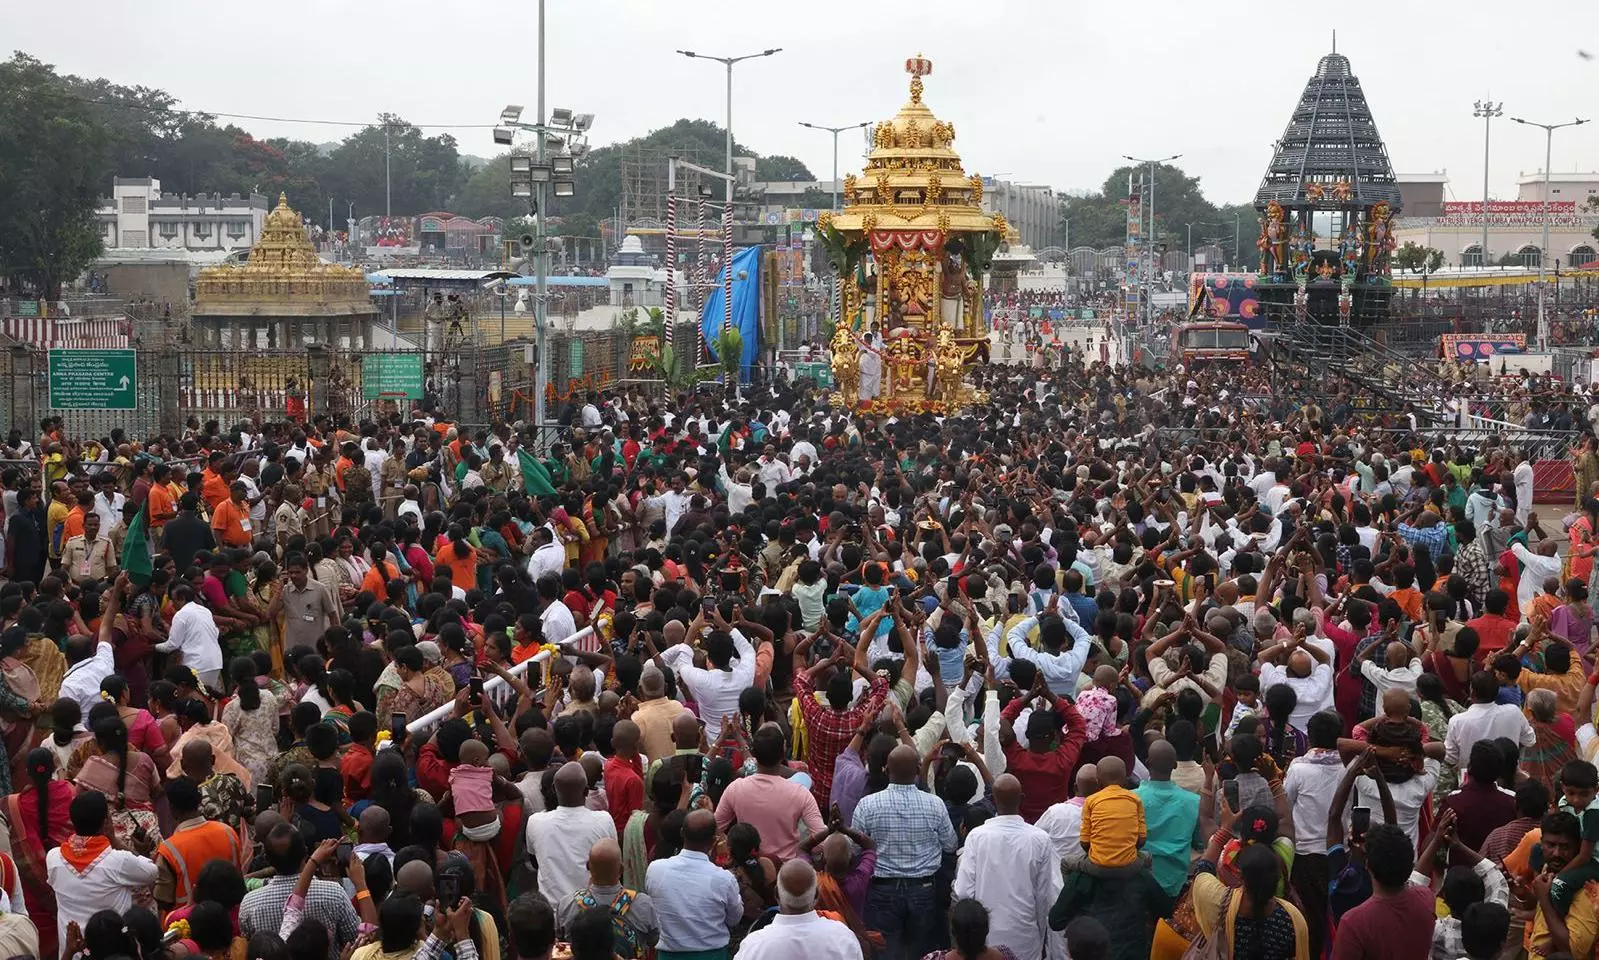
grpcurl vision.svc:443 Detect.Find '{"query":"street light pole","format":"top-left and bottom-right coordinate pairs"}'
top-left (383, 122), bottom-right (391, 219)
top-left (678, 48), bottom-right (782, 335)
top-left (1510, 115), bottom-right (1588, 348)
top-left (799, 120), bottom-right (871, 331)
top-left (1123, 153), bottom-right (1182, 324)
top-left (535, 0), bottom-right (548, 434)
top-left (1474, 100), bottom-right (1502, 268)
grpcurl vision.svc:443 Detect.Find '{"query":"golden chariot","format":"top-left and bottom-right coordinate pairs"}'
top-left (819, 55), bottom-right (1004, 415)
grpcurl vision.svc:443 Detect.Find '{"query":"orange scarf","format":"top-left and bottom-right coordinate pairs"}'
top-left (817, 871), bottom-right (884, 955)
top-left (59, 834), bottom-right (112, 874)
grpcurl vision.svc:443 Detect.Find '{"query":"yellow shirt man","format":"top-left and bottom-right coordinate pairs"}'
top-left (1080, 782), bottom-right (1147, 868)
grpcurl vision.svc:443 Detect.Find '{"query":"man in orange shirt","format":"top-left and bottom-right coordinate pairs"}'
top-left (200, 452), bottom-right (230, 511)
top-left (211, 481), bottom-right (254, 548)
top-left (146, 463), bottom-right (177, 536)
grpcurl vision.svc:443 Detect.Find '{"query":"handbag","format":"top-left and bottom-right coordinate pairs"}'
top-left (1179, 888), bottom-right (1240, 960)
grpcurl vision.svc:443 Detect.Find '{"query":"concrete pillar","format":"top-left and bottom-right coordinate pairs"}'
top-left (307, 344), bottom-right (330, 416)
top-left (9, 347), bottom-right (36, 437)
top-left (156, 347), bottom-right (182, 437)
top-left (456, 345), bottom-right (478, 424)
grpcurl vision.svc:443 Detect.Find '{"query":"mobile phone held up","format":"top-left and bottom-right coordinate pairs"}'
top-left (391, 712), bottom-right (408, 744)
top-left (469, 677), bottom-right (484, 707)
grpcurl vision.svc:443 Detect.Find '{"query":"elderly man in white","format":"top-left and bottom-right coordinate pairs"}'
top-left (953, 773), bottom-right (1062, 960)
top-left (734, 859), bottom-right (862, 960)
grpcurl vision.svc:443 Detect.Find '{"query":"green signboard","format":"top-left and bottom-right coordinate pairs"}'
top-left (362, 353), bottom-right (424, 400)
top-left (794, 361), bottom-right (833, 388)
top-left (48, 349), bottom-right (137, 410)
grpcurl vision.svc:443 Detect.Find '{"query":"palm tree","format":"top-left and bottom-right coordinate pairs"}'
top-left (715, 327), bottom-right (744, 400)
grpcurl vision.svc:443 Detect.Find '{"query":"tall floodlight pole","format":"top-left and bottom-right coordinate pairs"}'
top-left (1473, 100), bottom-right (1502, 269)
top-left (799, 120), bottom-right (871, 328)
top-left (1124, 153), bottom-right (1182, 324)
top-left (678, 48), bottom-right (782, 333)
top-left (1510, 115), bottom-right (1588, 348)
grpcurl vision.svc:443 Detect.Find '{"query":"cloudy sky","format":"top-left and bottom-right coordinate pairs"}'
top-left (11, 0), bottom-right (1599, 205)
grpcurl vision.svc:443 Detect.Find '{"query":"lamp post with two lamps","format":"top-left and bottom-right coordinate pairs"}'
top-left (1509, 114), bottom-right (1588, 348)
top-left (1124, 153), bottom-right (1182, 323)
top-left (798, 120), bottom-right (871, 330)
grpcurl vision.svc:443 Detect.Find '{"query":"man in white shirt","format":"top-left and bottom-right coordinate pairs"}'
top-left (1035, 764), bottom-right (1099, 861)
top-left (526, 526), bottom-right (566, 582)
top-left (90, 475), bottom-right (126, 536)
top-left (996, 614), bottom-right (1093, 697)
top-left (362, 439), bottom-right (387, 502)
top-left (756, 446), bottom-right (792, 487)
top-left (1445, 673), bottom-right (1537, 770)
top-left (648, 474), bottom-right (693, 538)
top-left (48, 791), bottom-right (159, 955)
top-left (659, 621), bottom-right (755, 743)
top-left (536, 575), bottom-right (578, 644)
top-left (736, 859), bottom-right (864, 960)
top-left (155, 583), bottom-right (224, 691)
top-left (1282, 712), bottom-right (1353, 869)
top-left (58, 630), bottom-right (117, 723)
top-left (526, 763), bottom-right (617, 905)
top-left (1257, 636), bottom-right (1335, 731)
top-left (1510, 539), bottom-right (1562, 612)
top-left (1513, 453), bottom-right (1534, 525)
top-left (953, 774), bottom-right (1061, 960)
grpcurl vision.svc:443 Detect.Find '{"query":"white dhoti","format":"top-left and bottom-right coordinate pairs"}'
top-left (859, 349), bottom-right (882, 400)
top-left (941, 295), bottom-right (962, 326)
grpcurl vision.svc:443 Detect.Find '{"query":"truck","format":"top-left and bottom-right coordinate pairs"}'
top-left (1171, 320), bottom-right (1251, 367)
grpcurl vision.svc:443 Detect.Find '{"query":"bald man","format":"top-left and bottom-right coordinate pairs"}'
top-left (646, 710), bottom-right (706, 785)
top-left (849, 745), bottom-right (957, 959)
top-left (526, 761), bottom-right (617, 906)
top-left (1079, 756), bottom-right (1145, 870)
top-left (736, 859), bottom-right (864, 960)
top-left (631, 662), bottom-right (687, 763)
top-left (646, 809), bottom-right (743, 959)
top-left (605, 719), bottom-right (645, 835)
top-left (556, 838), bottom-right (660, 956)
top-left (1036, 762), bottom-right (1102, 862)
top-left (1135, 739), bottom-right (1200, 898)
top-left (952, 773), bottom-right (1062, 960)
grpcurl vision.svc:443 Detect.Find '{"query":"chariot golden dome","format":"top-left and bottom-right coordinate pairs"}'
top-left (194, 194), bottom-right (374, 314)
top-left (823, 54), bottom-right (1006, 237)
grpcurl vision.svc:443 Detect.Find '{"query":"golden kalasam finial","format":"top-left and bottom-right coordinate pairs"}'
top-left (905, 53), bottom-right (932, 104)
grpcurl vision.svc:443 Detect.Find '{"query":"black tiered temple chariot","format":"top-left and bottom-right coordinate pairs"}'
top-left (1253, 50), bottom-right (1401, 327)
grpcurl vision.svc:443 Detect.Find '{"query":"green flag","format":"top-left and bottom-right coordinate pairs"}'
top-left (517, 448), bottom-right (557, 496)
top-left (121, 505), bottom-right (153, 587)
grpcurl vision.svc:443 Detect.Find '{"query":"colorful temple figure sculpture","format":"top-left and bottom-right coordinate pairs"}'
top-left (1258, 201), bottom-right (1289, 278)
top-left (818, 54), bottom-right (1001, 414)
top-left (1250, 49), bottom-right (1402, 325)
top-left (1364, 201), bottom-right (1397, 277)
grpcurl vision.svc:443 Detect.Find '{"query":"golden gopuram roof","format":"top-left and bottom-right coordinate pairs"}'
top-left (193, 194), bottom-right (376, 318)
top-left (820, 55), bottom-right (1007, 239)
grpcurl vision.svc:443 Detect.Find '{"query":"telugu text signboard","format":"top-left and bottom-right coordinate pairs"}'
top-left (48, 349), bottom-right (137, 410)
top-left (361, 353), bottom-right (424, 400)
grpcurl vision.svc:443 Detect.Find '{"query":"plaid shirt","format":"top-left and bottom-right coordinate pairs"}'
top-left (415, 934), bottom-right (478, 960)
top-left (240, 874), bottom-right (360, 955)
top-left (1349, 632), bottom-right (1387, 720)
top-left (851, 782), bottom-right (957, 878)
top-left (1398, 521), bottom-right (1451, 563)
top-left (1455, 541), bottom-right (1491, 609)
top-left (794, 672), bottom-right (889, 805)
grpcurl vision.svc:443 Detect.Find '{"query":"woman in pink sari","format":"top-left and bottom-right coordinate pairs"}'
top-left (102, 674), bottom-right (170, 773)
top-left (5, 748), bottom-right (75, 960)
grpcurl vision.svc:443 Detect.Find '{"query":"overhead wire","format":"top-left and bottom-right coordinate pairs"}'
top-left (45, 90), bottom-right (497, 130)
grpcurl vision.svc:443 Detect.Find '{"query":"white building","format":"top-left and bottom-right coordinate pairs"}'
top-left (96, 177), bottom-right (269, 252)
top-left (1392, 172), bottom-right (1599, 269)
top-left (981, 179), bottom-right (1062, 252)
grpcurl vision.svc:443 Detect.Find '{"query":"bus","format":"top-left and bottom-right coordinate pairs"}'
top-left (1172, 321), bottom-right (1250, 367)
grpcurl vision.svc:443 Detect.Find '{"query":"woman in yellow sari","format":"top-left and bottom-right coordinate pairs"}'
top-left (248, 557), bottom-right (285, 678)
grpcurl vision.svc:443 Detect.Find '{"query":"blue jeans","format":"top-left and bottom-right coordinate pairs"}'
top-left (865, 877), bottom-right (938, 960)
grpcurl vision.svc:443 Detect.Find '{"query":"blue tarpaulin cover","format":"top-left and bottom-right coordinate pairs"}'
top-left (701, 246), bottom-right (762, 380)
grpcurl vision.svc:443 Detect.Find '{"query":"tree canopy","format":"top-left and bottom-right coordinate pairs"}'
top-left (1062, 162), bottom-right (1254, 262)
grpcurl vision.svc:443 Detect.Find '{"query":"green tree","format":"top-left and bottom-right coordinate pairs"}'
top-left (322, 115), bottom-right (465, 217)
top-left (1059, 162), bottom-right (1244, 254)
top-left (754, 154), bottom-right (815, 181)
top-left (454, 154), bottom-right (528, 223)
top-left (0, 54), bottom-right (110, 296)
top-left (1393, 241), bottom-right (1444, 274)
